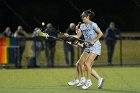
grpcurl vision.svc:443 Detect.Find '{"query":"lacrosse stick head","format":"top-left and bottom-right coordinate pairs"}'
top-left (35, 28), bottom-right (49, 39)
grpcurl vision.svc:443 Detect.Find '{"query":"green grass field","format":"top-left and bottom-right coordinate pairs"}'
top-left (0, 67), bottom-right (140, 93)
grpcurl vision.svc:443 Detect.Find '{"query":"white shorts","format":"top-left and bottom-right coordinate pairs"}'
top-left (83, 41), bottom-right (101, 55)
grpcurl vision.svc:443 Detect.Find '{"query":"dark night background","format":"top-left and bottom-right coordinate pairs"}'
top-left (0, 0), bottom-right (140, 33)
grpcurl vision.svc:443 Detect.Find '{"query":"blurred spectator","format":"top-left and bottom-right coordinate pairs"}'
top-left (14, 25), bottom-right (28, 68)
top-left (2, 27), bottom-right (13, 37)
top-left (44, 23), bottom-right (58, 67)
top-left (104, 22), bottom-right (120, 65)
top-left (63, 23), bottom-right (76, 66)
top-left (28, 27), bottom-right (44, 67)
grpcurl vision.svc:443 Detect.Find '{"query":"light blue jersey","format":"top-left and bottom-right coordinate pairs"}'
top-left (80, 21), bottom-right (101, 55)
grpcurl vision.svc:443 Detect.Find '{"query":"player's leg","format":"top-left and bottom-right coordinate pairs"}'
top-left (91, 68), bottom-right (104, 89)
top-left (68, 63), bottom-right (80, 85)
top-left (83, 63), bottom-right (104, 89)
top-left (82, 53), bottom-right (97, 89)
top-left (90, 61), bottom-right (102, 79)
top-left (84, 61), bottom-right (104, 89)
top-left (68, 52), bottom-right (89, 86)
top-left (76, 52), bottom-right (89, 86)
top-left (68, 52), bottom-right (91, 86)
top-left (91, 68), bottom-right (100, 79)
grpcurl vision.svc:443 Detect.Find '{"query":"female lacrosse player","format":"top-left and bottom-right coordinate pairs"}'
top-left (67, 9), bottom-right (104, 89)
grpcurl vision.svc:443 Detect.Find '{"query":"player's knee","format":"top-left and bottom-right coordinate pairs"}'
top-left (84, 62), bottom-right (91, 68)
top-left (79, 61), bottom-right (84, 65)
top-left (85, 66), bottom-right (88, 71)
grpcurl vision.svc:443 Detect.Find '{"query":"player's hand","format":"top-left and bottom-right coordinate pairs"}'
top-left (66, 41), bottom-right (77, 47)
top-left (66, 41), bottom-right (72, 45)
top-left (83, 42), bottom-right (94, 47)
top-left (88, 42), bottom-right (94, 46)
top-left (76, 25), bottom-right (79, 30)
top-left (73, 41), bottom-right (84, 47)
top-left (76, 22), bottom-right (81, 30)
top-left (77, 43), bottom-right (84, 47)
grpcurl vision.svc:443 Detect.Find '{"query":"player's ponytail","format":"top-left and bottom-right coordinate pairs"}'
top-left (87, 9), bottom-right (95, 19)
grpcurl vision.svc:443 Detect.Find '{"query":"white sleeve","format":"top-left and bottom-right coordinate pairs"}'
top-left (92, 23), bottom-right (100, 32)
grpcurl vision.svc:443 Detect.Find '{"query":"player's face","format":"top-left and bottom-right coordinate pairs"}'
top-left (81, 12), bottom-right (90, 23)
top-left (81, 16), bottom-right (89, 23)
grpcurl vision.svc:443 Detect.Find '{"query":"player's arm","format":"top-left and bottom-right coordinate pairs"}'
top-left (64, 31), bottom-right (82, 39)
top-left (66, 41), bottom-right (84, 47)
top-left (69, 29), bottom-right (82, 38)
top-left (64, 23), bottom-right (82, 39)
top-left (64, 29), bottom-right (83, 47)
top-left (70, 23), bottom-right (82, 38)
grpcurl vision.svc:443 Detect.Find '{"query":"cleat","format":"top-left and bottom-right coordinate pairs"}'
top-left (68, 80), bottom-right (79, 86)
top-left (98, 78), bottom-right (104, 89)
top-left (76, 77), bottom-right (86, 87)
top-left (82, 80), bottom-right (92, 90)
